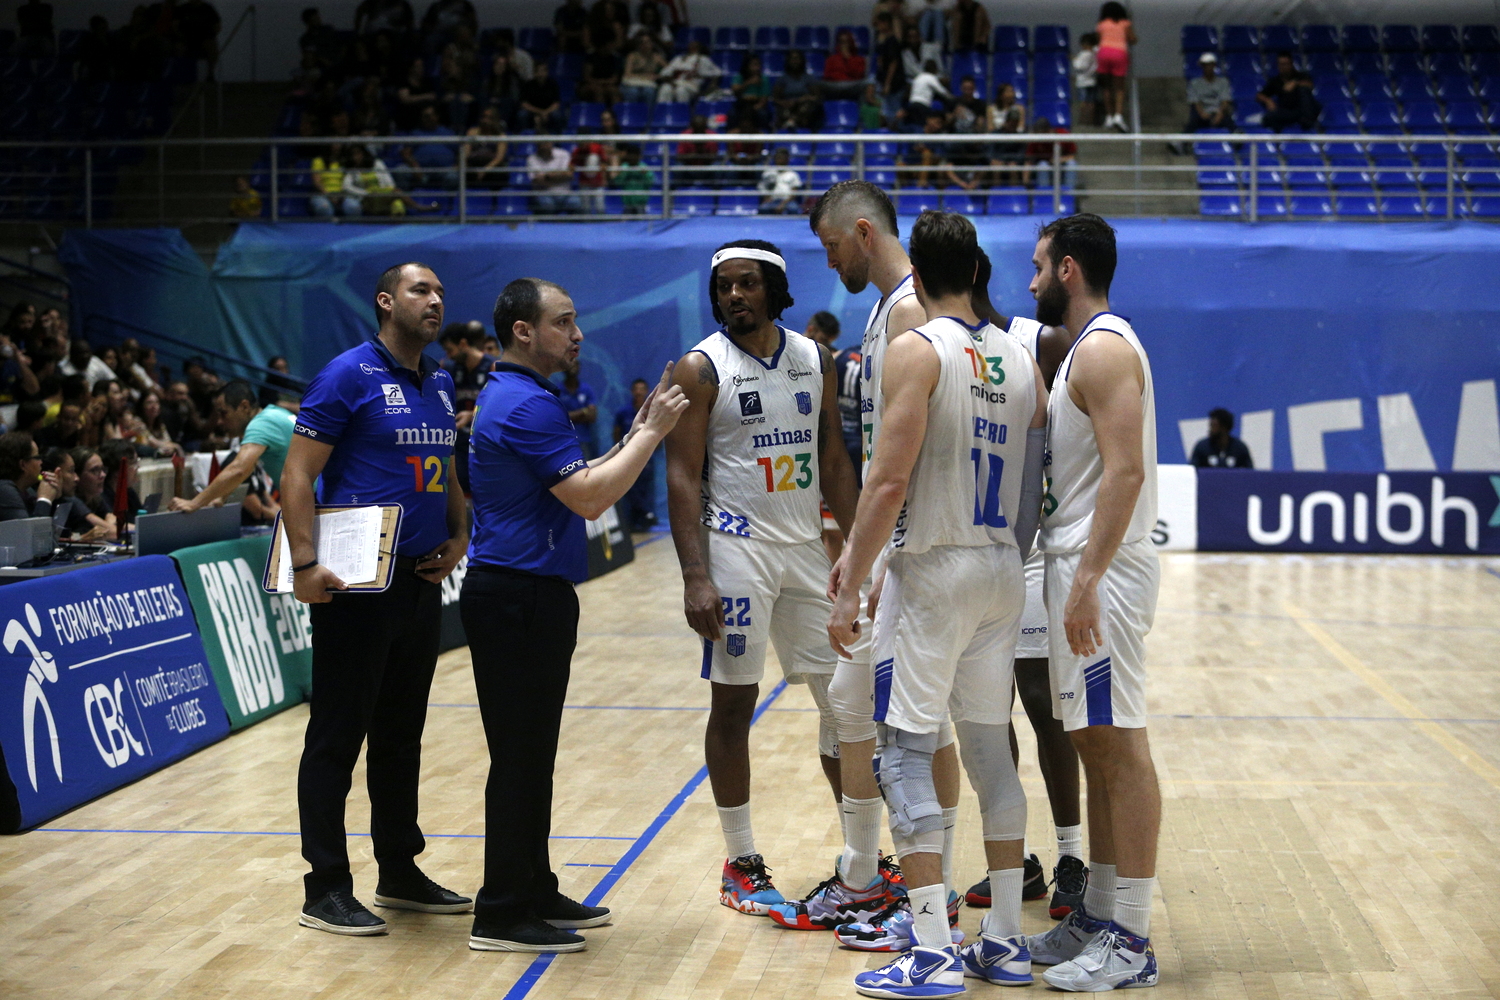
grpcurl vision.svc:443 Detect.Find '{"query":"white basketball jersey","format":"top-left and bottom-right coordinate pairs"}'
top-left (693, 327), bottom-right (825, 546)
top-left (1041, 312), bottom-right (1158, 554)
top-left (1006, 316), bottom-right (1044, 359)
top-left (859, 273), bottom-right (918, 471)
top-left (890, 316), bottom-right (1037, 555)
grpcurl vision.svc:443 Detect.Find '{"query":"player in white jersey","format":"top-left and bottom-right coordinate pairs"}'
top-left (961, 249), bottom-right (1088, 921)
top-left (1023, 214), bottom-right (1162, 992)
top-left (802, 182), bottom-right (970, 945)
top-left (829, 212), bottom-right (1049, 999)
top-left (665, 240), bottom-right (869, 920)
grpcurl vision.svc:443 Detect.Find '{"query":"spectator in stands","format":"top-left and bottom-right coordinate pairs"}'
top-left (0, 334), bottom-right (40, 405)
top-left (904, 59), bottom-right (950, 128)
top-left (1191, 408), bottom-right (1254, 469)
top-left (612, 143), bottom-right (655, 214)
top-left (11, 400), bottom-right (46, 436)
top-left (311, 146), bottom-right (362, 217)
top-left (97, 439), bottom-right (142, 528)
top-left (115, 341), bottom-right (161, 399)
top-left (905, 110), bottom-right (948, 187)
top-left (300, 7), bottom-right (338, 60)
top-left (36, 403), bottom-right (82, 451)
top-left (162, 380), bottom-right (207, 447)
top-left (230, 176), bottom-right (263, 218)
top-left (573, 116), bottom-right (616, 212)
top-left (860, 82), bottom-right (884, 129)
top-left (78, 15), bottom-right (114, 82)
top-left (951, 74), bottom-right (986, 132)
top-left (1258, 51), bottom-right (1320, 132)
top-left (42, 448), bottom-right (99, 539)
top-left (183, 357), bottom-right (220, 417)
top-left (420, 0), bottom-right (476, 55)
top-left (901, 24), bottom-right (923, 83)
top-left (464, 106), bottom-right (510, 187)
top-left (15, 0), bottom-right (54, 57)
top-left (492, 31), bottom-right (532, 81)
top-left (439, 322), bottom-right (495, 422)
top-left (731, 54), bottom-right (772, 128)
top-left (394, 57), bottom-right (438, 129)
top-left (758, 149), bottom-right (804, 214)
top-left (344, 142), bottom-right (428, 215)
top-left (527, 139), bottom-right (581, 213)
top-left (587, 0), bottom-right (626, 52)
top-left (126, 390), bottom-right (180, 456)
top-left (871, 0), bottom-right (908, 31)
top-left (916, 0), bottom-right (946, 67)
top-left (260, 355), bottom-right (304, 410)
top-left (822, 29), bottom-right (869, 100)
top-left (437, 47), bottom-right (477, 127)
top-left (580, 40), bottom-right (624, 105)
top-left (481, 53), bottom-right (523, 128)
top-left (171, 380), bottom-right (291, 519)
top-left (59, 339), bottom-right (116, 390)
top-left (874, 13), bottom-right (907, 125)
top-left (1025, 116), bottom-right (1078, 189)
top-left (559, 359), bottom-right (599, 458)
top-left (0, 432), bottom-right (58, 521)
top-left (71, 446), bottom-right (116, 538)
top-left (628, 1), bottom-right (671, 48)
top-left (675, 114), bottom-right (720, 187)
top-left (178, 0), bottom-right (222, 78)
top-left (1173, 52), bottom-right (1234, 153)
top-left (3, 303), bottom-right (36, 346)
top-left (354, 0), bottom-right (413, 35)
top-left (657, 39), bottom-right (717, 104)
top-left (621, 34), bottom-right (665, 104)
top-left (774, 50), bottom-right (821, 128)
top-left (554, 0), bottom-right (589, 53)
top-left (400, 105), bottom-right (459, 188)
top-left (482, 334), bottom-right (501, 356)
top-left (1074, 32), bottom-right (1099, 127)
top-left (1095, 2), bottom-right (1136, 132)
top-left (613, 376), bottom-right (658, 531)
top-left (87, 379), bottom-right (131, 444)
top-left (949, 0), bottom-right (990, 53)
top-left (725, 113), bottom-right (764, 179)
top-left (519, 60), bottom-right (564, 131)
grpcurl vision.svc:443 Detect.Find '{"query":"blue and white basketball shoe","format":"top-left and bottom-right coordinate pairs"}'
top-left (1041, 923), bottom-right (1158, 991)
top-left (959, 919), bottom-right (1033, 986)
top-left (1026, 906), bottom-right (1110, 965)
top-left (854, 944), bottom-right (967, 999)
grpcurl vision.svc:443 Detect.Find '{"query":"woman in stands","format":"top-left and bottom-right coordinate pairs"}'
top-left (42, 448), bottom-right (110, 541)
top-left (731, 54), bottom-right (772, 129)
top-left (482, 52), bottom-right (523, 128)
top-left (395, 57), bottom-right (438, 130)
top-left (0, 431), bottom-right (59, 522)
top-left (97, 440), bottom-right (142, 531)
top-left (629, 1), bottom-right (672, 47)
top-left (70, 446), bottom-right (118, 541)
top-left (621, 34), bottom-right (666, 105)
top-left (131, 390), bottom-right (182, 457)
top-left (1095, 1), bottom-right (1136, 131)
top-left (464, 105), bottom-right (511, 188)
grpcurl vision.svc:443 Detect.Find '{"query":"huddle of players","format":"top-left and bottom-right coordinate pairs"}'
top-left (665, 183), bottom-right (1162, 996)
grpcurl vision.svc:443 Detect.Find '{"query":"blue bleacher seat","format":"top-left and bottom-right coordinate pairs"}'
top-left (715, 26), bottom-right (749, 50)
top-left (1344, 52), bottom-right (1382, 75)
top-left (1032, 102), bottom-right (1071, 128)
top-left (1034, 76), bottom-right (1069, 103)
top-left (1250, 193), bottom-right (1287, 216)
top-left (1222, 26), bottom-right (1259, 52)
top-left (1404, 102), bottom-right (1446, 132)
top-left (951, 51), bottom-right (985, 79)
top-left (1034, 193), bottom-right (1076, 215)
top-left (551, 52), bottom-right (584, 79)
top-left (1391, 73), bottom-right (1432, 101)
top-left (834, 25), bottom-right (870, 53)
top-left (1328, 156), bottom-right (1373, 187)
top-left (762, 51), bottom-right (785, 75)
top-left (1473, 55), bottom-right (1500, 81)
top-left (1461, 193), bottom-right (1500, 217)
top-left (824, 100), bottom-right (859, 129)
top-left (806, 51), bottom-right (826, 75)
top-left (1462, 163), bottom-right (1500, 187)
top-left (1301, 25), bottom-right (1340, 52)
top-left (1194, 137), bottom-right (1236, 157)
top-left (1229, 73), bottom-right (1261, 101)
top-left (1197, 160), bottom-right (1239, 187)
top-left (1291, 193), bottom-right (1333, 215)
top-left (518, 27), bottom-right (554, 54)
top-left (651, 102), bottom-right (691, 131)
top-left (1285, 159), bottom-right (1328, 188)
top-left (1033, 25), bottom-right (1069, 52)
top-left (1182, 25), bottom-right (1218, 53)
top-left (1383, 25), bottom-right (1420, 53)
top-left (1381, 193), bottom-right (1426, 216)
top-left (1220, 52), bottom-right (1262, 78)
top-left (1360, 102), bottom-right (1405, 132)
top-left (1033, 52), bottom-right (1069, 78)
top-left (793, 26), bottom-right (831, 52)
top-left (1260, 25), bottom-right (1297, 53)
top-left (617, 101), bottom-right (649, 130)
top-left (672, 189), bottom-right (717, 216)
top-left (866, 168), bottom-right (896, 189)
top-left (1313, 75), bottom-right (1350, 104)
top-left (1199, 193), bottom-right (1242, 216)
top-left (1333, 192), bottom-right (1377, 215)
top-left (755, 26), bottom-right (791, 50)
top-left (993, 51), bottom-right (1027, 79)
top-left (992, 26), bottom-right (1028, 52)
top-left (1352, 73), bottom-right (1393, 101)
top-left (1424, 24), bottom-right (1462, 54)
top-left (810, 167), bottom-right (852, 189)
top-left (986, 189), bottom-right (1030, 215)
top-left (568, 102), bottom-right (604, 131)
top-left (1302, 52), bottom-right (1339, 76)
top-left (1428, 52), bottom-right (1466, 77)
top-left (944, 193), bottom-right (984, 215)
top-left (897, 191), bottom-right (941, 214)
top-left (1462, 25), bottom-right (1500, 52)
top-left (714, 49), bottom-right (743, 75)
top-left (1386, 52), bottom-right (1424, 76)
top-left (1447, 102), bottom-right (1490, 133)
top-left (716, 194), bottom-right (760, 216)
top-left (1342, 24), bottom-right (1380, 52)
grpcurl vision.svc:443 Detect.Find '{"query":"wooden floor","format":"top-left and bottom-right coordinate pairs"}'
top-left (3, 541), bottom-right (1499, 1000)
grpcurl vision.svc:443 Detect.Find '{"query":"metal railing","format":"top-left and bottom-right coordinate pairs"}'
top-left (83, 314), bottom-right (305, 399)
top-left (2, 130), bottom-right (1495, 225)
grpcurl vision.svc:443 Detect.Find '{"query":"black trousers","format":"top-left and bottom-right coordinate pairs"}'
top-left (298, 562), bottom-right (442, 900)
top-left (461, 565), bottom-right (579, 926)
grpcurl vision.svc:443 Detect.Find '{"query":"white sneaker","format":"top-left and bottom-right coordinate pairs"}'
top-left (1026, 907), bottom-right (1110, 965)
top-left (854, 945), bottom-right (967, 998)
top-left (1042, 923), bottom-right (1158, 991)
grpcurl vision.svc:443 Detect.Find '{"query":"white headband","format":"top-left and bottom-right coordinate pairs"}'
top-left (710, 247), bottom-right (787, 273)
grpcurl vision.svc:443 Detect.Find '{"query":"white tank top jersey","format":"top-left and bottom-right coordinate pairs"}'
top-left (859, 273), bottom-right (918, 472)
top-left (1041, 312), bottom-right (1159, 555)
top-left (692, 326), bottom-right (826, 546)
top-left (1006, 315), bottom-right (1045, 360)
top-left (890, 316), bottom-right (1037, 555)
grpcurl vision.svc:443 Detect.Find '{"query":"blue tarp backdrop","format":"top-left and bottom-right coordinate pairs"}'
top-left (59, 219), bottom-right (1500, 522)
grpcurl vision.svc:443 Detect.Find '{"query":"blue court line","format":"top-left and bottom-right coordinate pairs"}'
top-left (562, 863), bottom-right (615, 868)
top-left (500, 679), bottom-right (789, 1000)
top-left (34, 829), bottom-right (634, 840)
top-left (1486, 566), bottom-right (1500, 582)
top-left (1157, 606), bottom-right (1500, 633)
top-left (1156, 712), bottom-right (1500, 724)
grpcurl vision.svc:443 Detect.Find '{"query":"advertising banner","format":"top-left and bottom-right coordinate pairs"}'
top-left (0, 557), bottom-right (229, 832)
top-left (1197, 470), bottom-right (1500, 554)
top-left (172, 535), bottom-right (314, 730)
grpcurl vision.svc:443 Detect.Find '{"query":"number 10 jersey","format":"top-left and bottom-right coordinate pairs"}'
top-left (693, 327), bottom-right (826, 546)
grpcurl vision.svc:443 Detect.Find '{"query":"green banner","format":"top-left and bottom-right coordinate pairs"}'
top-left (171, 534), bottom-right (313, 730)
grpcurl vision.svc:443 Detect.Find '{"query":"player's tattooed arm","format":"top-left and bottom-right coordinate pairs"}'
top-left (697, 358), bottom-right (715, 384)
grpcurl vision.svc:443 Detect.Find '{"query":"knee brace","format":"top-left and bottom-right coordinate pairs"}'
top-left (827, 659), bottom-right (878, 745)
top-left (875, 725), bottom-right (945, 858)
top-left (805, 673), bottom-right (839, 758)
top-left (955, 719), bottom-right (1027, 842)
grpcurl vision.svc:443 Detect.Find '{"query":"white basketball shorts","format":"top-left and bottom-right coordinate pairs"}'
top-left (871, 543), bottom-right (1025, 734)
top-left (700, 530), bottom-right (838, 686)
top-left (1044, 536), bottom-right (1160, 731)
top-left (1016, 548), bottom-right (1048, 659)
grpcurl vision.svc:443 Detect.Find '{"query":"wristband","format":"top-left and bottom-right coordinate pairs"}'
top-left (292, 559), bottom-right (319, 573)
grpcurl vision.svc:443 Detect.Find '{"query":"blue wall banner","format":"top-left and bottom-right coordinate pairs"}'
top-left (1196, 470), bottom-right (1500, 554)
top-left (0, 557), bottom-right (229, 832)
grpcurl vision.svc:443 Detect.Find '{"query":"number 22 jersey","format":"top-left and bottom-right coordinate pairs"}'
top-left (692, 327), bottom-right (825, 546)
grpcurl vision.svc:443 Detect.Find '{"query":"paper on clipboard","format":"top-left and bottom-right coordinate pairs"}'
top-left (271, 506), bottom-right (384, 593)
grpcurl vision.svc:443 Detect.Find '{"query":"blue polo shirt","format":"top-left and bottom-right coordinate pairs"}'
top-left (294, 338), bottom-right (457, 558)
top-left (467, 362), bottom-right (589, 581)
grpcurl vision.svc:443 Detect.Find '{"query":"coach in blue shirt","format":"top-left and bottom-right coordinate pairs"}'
top-left (281, 262), bottom-right (472, 936)
top-left (463, 277), bottom-right (686, 953)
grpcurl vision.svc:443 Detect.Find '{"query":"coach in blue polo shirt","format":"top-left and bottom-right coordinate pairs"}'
top-left (462, 277), bottom-right (687, 954)
top-left (281, 262), bottom-right (472, 936)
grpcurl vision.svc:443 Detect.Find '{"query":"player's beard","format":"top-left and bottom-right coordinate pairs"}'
top-left (725, 307), bottom-right (762, 336)
top-left (1035, 275), bottom-right (1069, 327)
top-left (839, 255), bottom-right (870, 294)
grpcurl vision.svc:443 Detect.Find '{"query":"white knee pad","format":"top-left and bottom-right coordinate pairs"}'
top-left (954, 719), bottom-right (1027, 842)
top-left (828, 657), bottom-right (878, 745)
top-left (805, 673), bottom-right (839, 758)
top-left (875, 725), bottom-right (946, 858)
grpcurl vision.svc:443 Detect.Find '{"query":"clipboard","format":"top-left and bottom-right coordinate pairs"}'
top-left (262, 504), bottom-right (404, 594)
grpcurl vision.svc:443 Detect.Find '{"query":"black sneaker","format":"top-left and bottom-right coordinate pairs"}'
top-left (470, 917), bottom-right (586, 953)
top-left (1049, 855), bottom-right (1089, 920)
top-left (374, 868), bottom-right (473, 913)
top-left (300, 890), bottom-right (388, 936)
top-left (539, 893), bottom-right (612, 929)
top-left (964, 874), bottom-right (991, 907)
top-left (1022, 853), bottom-right (1048, 900)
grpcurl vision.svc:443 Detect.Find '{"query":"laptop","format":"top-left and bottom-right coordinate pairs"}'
top-left (134, 504), bottom-right (243, 558)
top-left (0, 517), bottom-right (57, 567)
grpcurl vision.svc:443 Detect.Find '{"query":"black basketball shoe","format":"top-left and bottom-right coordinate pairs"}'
top-left (1050, 855), bottom-right (1089, 920)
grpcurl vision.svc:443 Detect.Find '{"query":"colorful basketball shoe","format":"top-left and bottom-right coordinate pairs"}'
top-left (1041, 923), bottom-right (1158, 991)
top-left (1026, 907), bottom-right (1111, 966)
top-left (720, 854), bottom-right (785, 915)
top-left (854, 945), bottom-right (967, 999)
top-left (834, 896), bottom-right (964, 952)
top-left (768, 870), bottom-right (896, 930)
top-left (959, 916), bottom-right (1034, 987)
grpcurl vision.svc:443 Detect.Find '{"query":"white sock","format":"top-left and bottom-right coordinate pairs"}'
top-left (718, 803), bottom-right (755, 860)
top-left (909, 882), bottom-right (950, 950)
top-left (1115, 876), bottom-right (1154, 938)
top-left (1083, 861), bottom-right (1116, 921)
top-left (940, 806), bottom-right (958, 891)
top-left (1056, 824), bottom-right (1083, 861)
top-left (984, 867), bottom-right (1024, 938)
top-left (842, 795), bottom-right (884, 887)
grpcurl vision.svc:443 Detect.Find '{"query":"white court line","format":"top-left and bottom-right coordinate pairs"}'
top-left (66, 633), bottom-right (195, 670)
